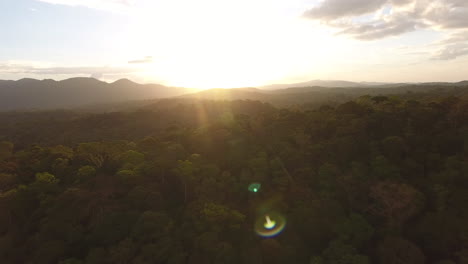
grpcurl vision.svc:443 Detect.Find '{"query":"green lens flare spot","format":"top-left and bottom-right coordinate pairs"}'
top-left (248, 183), bottom-right (261, 193)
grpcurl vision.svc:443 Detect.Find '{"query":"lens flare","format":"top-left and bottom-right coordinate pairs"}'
top-left (263, 215), bottom-right (276, 229)
top-left (248, 183), bottom-right (261, 193)
top-left (255, 211), bottom-right (286, 238)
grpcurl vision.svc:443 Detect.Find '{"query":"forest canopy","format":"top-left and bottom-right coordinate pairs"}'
top-left (0, 92), bottom-right (468, 264)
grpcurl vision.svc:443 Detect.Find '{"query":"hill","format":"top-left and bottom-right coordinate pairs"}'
top-left (260, 79), bottom-right (468, 90)
top-left (181, 83), bottom-right (468, 108)
top-left (0, 77), bottom-right (196, 111)
top-left (1, 78), bottom-right (467, 111)
top-left (261, 79), bottom-right (390, 89)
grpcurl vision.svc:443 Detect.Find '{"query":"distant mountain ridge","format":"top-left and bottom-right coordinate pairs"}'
top-left (260, 79), bottom-right (468, 90)
top-left (1, 77), bottom-right (467, 111)
top-left (0, 78), bottom-right (196, 111)
top-left (261, 80), bottom-right (391, 89)
top-left (182, 81), bottom-right (468, 107)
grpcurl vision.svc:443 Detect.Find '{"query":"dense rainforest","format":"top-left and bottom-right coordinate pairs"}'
top-left (0, 94), bottom-right (467, 264)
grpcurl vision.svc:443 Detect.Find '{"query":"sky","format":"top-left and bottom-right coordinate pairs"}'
top-left (1, 0), bottom-right (467, 88)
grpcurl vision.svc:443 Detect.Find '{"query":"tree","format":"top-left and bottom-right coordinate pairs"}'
top-left (322, 240), bottom-right (369, 264)
top-left (120, 150), bottom-right (145, 168)
top-left (333, 213), bottom-right (374, 249)
top-left (369, 181), bottom-right (424, 229)
top-left (76, 165), bottom-right (96, 182)
top-left (35, 172), bottom-right (58, 184)
top-left (0, 173), bottom-right (16, 192)
top-left (370, 156), bottom-right (400, 180)
top-left (261, 239), bottom-right (283, 264)
top-left (381, 136), bottom-right (406, 162)
top-left (76, 141), bottom-right (127, 170)
top-left (0, 141), bottom-right (14, 160)
top-left (116, 169), bottom-right (138, 186)
top-left (131, 211), bottom-right (173, 242)
top-left (174, 159), bottom-right (197, 203)
top-left (377, 237), bottom-right (425, 264)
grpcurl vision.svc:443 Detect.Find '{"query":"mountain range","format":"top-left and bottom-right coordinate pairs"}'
top-left (0, 77), bottom-right (467, 111)
top-left (260, 80), bottom-right (391, 89)
top-left (0, 77), bottom-right (195, 111)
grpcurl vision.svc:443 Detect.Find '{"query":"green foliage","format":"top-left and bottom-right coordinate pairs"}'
top-left (0, 172), bottom-right (16, 191)
top-left (0, 96), bottom-right (467, 263)
top-left (371, 155), bottom-right (400, 180)
top-left (434, 260), bottom-right (456, 264)
top-left (77, 165), bottom-right (96, 181)
top-left (377, 237), bottom-right (425, 264)
top-left (322, 240), bottom-right (369, 264)
top-left (131, 211), bottom-right (173, 242)
top-left (310, 256), bottom-right (325, 264)
top-left (49, 145), bottom-right (74, 160)
top-left (116, 169), bottom-right (137, 184)
top-left (333, 213), bottom-right (374, 248)
top-left (59, 258), bottom-right (84, 264)
top-left (370, 181), bottom-right (424, 228)
top-left (120, 150), bottom-right (145, 167)
top-left (0, 141), bottom-right (14, 160)
top-left (198, 202), bottom-right (246, 232)
top-left (35, 172), bottom-right (58, 184)
top-left (381, 136), bottom-right (406, 161)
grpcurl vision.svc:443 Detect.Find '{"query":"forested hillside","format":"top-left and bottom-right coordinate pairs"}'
top-left (0, 78), bottom-right (195, 111)
top-left (0, 95), bottom-right (467, 264)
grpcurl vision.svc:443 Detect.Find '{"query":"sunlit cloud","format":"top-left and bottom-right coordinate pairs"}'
top-left (304, 0), bottom-right (468, 39)
top-left (431, 31), bottom-right (468, 60)
top-left (336, 12), bottom-right (424, 40)
top-left (302, 0), bottom-right (468, 61)
top-left (128, 56), bottom-right (153, 64)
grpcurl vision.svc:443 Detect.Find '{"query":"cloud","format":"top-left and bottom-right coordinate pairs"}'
top-left (0, 61), bottom-right (137, 79)
top-left (128, 56), bottom-right (153, 64)
top-left (432, 31), bottom-right (468, 60)
top-left (432, 44), bottom-right (468, 60)
top-left (304, 0), bottom-right (413, 20)
top-left (35, 0), bottom-right (134, 13)
top-left (304, 0), bottom-right (468, 40)
top-left (304, 0), bottom-right (388, 20)
top-left (337, 12), bottom-right (424, 40)
top-left (423, 2), bottom-right (468, 29)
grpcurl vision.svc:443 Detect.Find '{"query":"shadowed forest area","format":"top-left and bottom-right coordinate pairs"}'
top-left (0, 92), bottom-right (468, 264)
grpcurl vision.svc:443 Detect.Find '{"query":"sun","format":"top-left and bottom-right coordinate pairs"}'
top-left (126, 0), bottom-right (340, 89)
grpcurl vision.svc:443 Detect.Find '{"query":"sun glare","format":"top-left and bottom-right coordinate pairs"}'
top-left (124, 0), bottom-right (339, 89)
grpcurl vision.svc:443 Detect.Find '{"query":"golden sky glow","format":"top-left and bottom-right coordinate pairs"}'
top-left (1, 0), bottom-right (468, 88)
